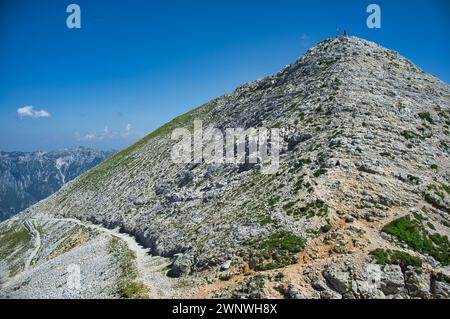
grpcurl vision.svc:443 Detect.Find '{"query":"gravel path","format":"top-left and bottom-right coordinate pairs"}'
top-left (29, 217), bottom-right (176, 298)
top-left (23, 220), bottom-right (41, 272)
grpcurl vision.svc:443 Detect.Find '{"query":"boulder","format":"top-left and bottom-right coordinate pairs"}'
top-left (167, 253), bottom-right (193, 277)
top-left (433, 281), bottom-right (450, 299)
top-left (220, 260), bottom-right (232, 271)
top-left (287, 285), bottom-right (305, 299)
top-left (380, 265), bottom-right (404, 295)
top-left (323, 268), bottom-right (351, 294)
top-left (404, 268), bottom-right (430, 298)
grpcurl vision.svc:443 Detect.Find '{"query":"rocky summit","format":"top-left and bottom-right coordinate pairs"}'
top-left (0, 36), bottom-right (449, 299)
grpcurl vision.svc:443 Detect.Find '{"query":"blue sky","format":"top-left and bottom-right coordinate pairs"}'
top-left (0, 0), bottom-right (449, 151)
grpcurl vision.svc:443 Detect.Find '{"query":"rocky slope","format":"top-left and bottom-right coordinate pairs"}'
top-left (1, 36), bottom-right (449, 299)
top-left (0, 147), bottom-right (115, 221)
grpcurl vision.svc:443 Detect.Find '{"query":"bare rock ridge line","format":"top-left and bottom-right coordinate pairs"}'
top-left (0, 36), bottom-right (449, 299)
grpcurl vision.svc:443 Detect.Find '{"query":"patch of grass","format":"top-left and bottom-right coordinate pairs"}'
top-left (298, 112), bottom-right (305, 121)
top-left (257, 258), bottom-right (296, 271)
top-left (108, 237), bottom-right (149, 299)
top-left (313, 168), bottom-right (328, 177)
top-left (119, 282), bottom-right (149, 299)
top-left (0, 224), bottom-right (32, 261)
top-left (433, 272), bottom-right (450, 285)
top-left (48, 225), bottom-right (90, 259)
top-left (423, 187), bottom-right (450, 214)
top-left (441, 184), bottom-right (450, 195)
top-left (292, 177), bottom-right (305, 193)
top-left (318, 58), bottom-right (337, 68)
top-left (251, 231), bottom-right (306, 271)
top-left (292, 199), bottom-right (328, 218)
top-left (259, 216), bottom-right (273, 226)
top-left (268, 196), bottom-right (280, 209)
top-left (382, 216), bottom-right (449, 265)
top-left (418, 112), bottom-right (434, 124)
top-left (426, 222), bottom-right (436, 230)
top-left (282, 201), bottom-right (296, 212)
top-left (370, 249), bottom-right (422, 268)
top-left (400, 130), bottom-right (419, 140)
top-left (0, 223), bottom-right (34, 276)
top-left (258, 231), bottom-right (306, 253)
top-left (320, 224), bottom-right (332, 233)
top-left (407, 175), bottom-right (421, 185)
top-left (0, 227), bottom-right (31, 253)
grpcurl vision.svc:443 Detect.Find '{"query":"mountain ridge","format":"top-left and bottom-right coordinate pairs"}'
top-left (1, 36), bottom-right (449, 299)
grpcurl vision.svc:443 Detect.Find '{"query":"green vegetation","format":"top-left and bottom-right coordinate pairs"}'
top-left (313, 168), bottom-right (328, 177)
top-left (108, 237), bottom-right (149, 299)
top-left (251, 231), bottom-right (306, 271)
top-left (282, 201), bottom-right (296, 212)
top-left (0, 227), bottom-right (31, 254)
top-left (292, 176), bottom-right (305, 193)
top-left (268, 196), bottom-right (281, 208)
top-left (423, 193), bottom-right (450, 213)
top-left (282, 198), bottom-right (328, 218)
top-left (0, 223), bottom-right (33, 276)
top-left (433, 272), bottom-right (450, 285)
top-left (441, 184), bottom-right (450, 195)
top-left (258, 232), bottom-right (306, 253)
top-left (318, 58), bottom-right (337, 68)
top-left (295, 199), bottom-right (328, 218)
top-left (430, 164), bottom-right (438, 170)
top-left (119, 282), bottom-right (149, 299)
top-left (400, 130), bottom-right (419, 140)
top-left (427, 221), bottom-right (436, 230)
top-left (370, 249), bottom-right (422, 268)
top-left (298, 112), bottom-right (305, 121)
top-left (418, 112), bottom-right (434, 124)
top-left (423, 185), bottom-right (450, 214)
top-left (320, 224), bottom-right (332, 233)
top-left (382, 215), bottom-right (449, 265)
top-left (407, 175), bottom-right (421, 185)
top-left (71, 100), bottom-right (217, 191)
top-left (259, 216), bottom-right (273, 226)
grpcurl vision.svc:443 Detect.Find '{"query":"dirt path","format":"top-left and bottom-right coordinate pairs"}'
top-left (23, 220), bottom-right (41, 272)
top-left (30, 217), bottom-right (176, 298)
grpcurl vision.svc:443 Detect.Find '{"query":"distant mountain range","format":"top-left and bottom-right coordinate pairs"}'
top-left (0, 147), bottom-right (115, 221)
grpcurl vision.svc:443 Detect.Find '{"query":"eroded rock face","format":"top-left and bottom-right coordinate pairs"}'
top-left (167, 253), bottom-right (193, 277)
top-left (380, 265), bottom-right (404, 295)
top-left (1, 36), bottom-right (449, 299)
top-left (323, 265), bottom-right (352, 294)
top-left (404, 268), bottom-right (431, 298)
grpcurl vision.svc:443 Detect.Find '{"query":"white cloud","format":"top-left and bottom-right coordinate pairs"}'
top-left (76, 124), bottom-right (133, 141)
top-left (17, 105), bottom-right (51, 119)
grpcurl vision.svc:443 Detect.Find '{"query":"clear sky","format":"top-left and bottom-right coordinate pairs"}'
top-left (1, 0), bottom-right (449, 151)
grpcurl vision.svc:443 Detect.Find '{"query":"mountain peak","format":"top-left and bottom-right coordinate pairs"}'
top-left (1, 37), bottom-right (449, 299)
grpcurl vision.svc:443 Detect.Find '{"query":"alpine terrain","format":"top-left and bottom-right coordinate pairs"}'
top-left (0, 147), bottom-right (115, 222)
top-left (0, 36), bottom-right (449, 299)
